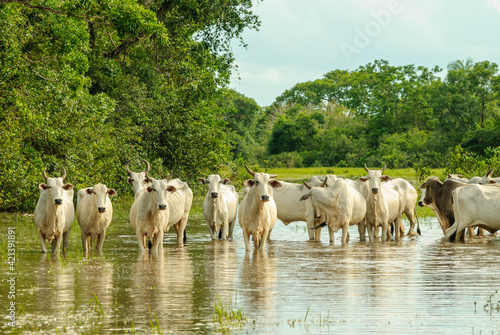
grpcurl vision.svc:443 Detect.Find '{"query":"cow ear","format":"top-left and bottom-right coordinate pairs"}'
top-left (147, 186), bottom-right (153, 193)
top-left (167, 185), bottom-right (177, 193)
top-left (63, 183), bottom-right (74, 190)
top-left (127, 177), bottom-right (134, 184)
top-left (381, 175), bottom-right (392, 182)
top-left (200, 178), bottom-right (207, 184)
top-left (39, 183), bottom-right (50, 190)
top-left (108, 189), bottom-right (117, 197)
top-left (221, 178), bottom-right (231, 185)
top-left (244, 179), bottom-right (255, 187)
top-left (489, 180), bottom-right (497, 184)
top-left (300, 193), bottom-right (311, 201)
top-left (86, 188), bottom-right (93, 195)
top-left (269, 180), bottom-right (282, 188)
top-left (358, 177), bottom-right (368, 182)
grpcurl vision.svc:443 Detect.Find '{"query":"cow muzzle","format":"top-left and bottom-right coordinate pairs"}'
top-left (211, 192), bottom-right (218, 199)
top-left (54, 199), bottom-right (62, 205)
top-left (98, 207), bottom-right (106, 213)
top-left (158, 204), bottom-right (167, 210)
top-left (261, 195), bottom-right (270, 202)
top-left (418, 201), bottom-right (425, 207)
top-left (371, 188), bottom-right (379, 194)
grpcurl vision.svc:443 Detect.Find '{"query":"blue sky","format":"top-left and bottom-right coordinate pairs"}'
top-left (229, 0), bottom-right (500, 106)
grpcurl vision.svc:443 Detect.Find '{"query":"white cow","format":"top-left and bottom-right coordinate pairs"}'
top-left (130, 176), bottom-right (175, 251)
top-left (445, 184), bottom-right (500, 242)
top-left (359, 164), bottom-right (405, 241)
top-left (272, 178), bottom-right (327, 241)
top-left (76, 183), bottom-right (117, 253)
top-left (164, 178), bottom-right (193, 243)
top-left (34, 168), bottom-right (74, 253)
top-left (300, 178), bottom-right (366, 244)
top-left (387, 178), bottom-right (421, 236)
top-left (238, 164), bottom-right (282, 251)
top-left (200, 174), bottom-right (238, 240)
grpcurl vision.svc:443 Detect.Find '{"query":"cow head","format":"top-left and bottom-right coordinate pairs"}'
top-left (125, 159), bottom-right (152, 194)
top-left (39, 168), bottom-right (73, 206)
top-left (145, 176), bottom-right (176, 210)
top-left (200, 174), bottom-right (230, 199)
top-left (85, 183), bottom-right (117, 213)
top-left (358, 164), bottom-right (389, 195)
top-left (418, 176), bottom-right (441, 207)
top-left (244, 164), bottom-right (281, 202)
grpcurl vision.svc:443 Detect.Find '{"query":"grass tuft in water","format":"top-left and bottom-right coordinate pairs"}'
top-left (213, 293), bottom-right (246, 330)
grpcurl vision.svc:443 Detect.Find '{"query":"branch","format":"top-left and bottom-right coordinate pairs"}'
top-left (105, 36), bottom-right (142, 59)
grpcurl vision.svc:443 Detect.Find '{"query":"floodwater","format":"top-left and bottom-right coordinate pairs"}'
top-left (2, 213), bottom-right (500, 334)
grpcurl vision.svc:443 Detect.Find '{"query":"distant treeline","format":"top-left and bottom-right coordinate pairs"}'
top-left (228, 59), bottom-right (500, 179)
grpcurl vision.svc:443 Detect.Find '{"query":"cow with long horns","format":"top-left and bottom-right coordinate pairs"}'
top-left (238, 164), bottom-right (281, 251)
top-left (34, 168), bottom-right (75, 253)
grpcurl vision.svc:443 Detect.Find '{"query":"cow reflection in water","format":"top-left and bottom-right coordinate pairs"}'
top-left (74, 256), bottom-right (114, 317)
top-left (240, 252), bottom-right (277, 317)
top-left (129, 248), bottom-right (193, 328)
top-left (35, 254), bottom-right (76, 313)
top-left (205, 241), bottom-right (238, 292)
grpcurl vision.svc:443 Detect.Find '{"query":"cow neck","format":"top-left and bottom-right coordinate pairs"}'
top-left (48, 202), bottom-right (64, 239)
top-left (249, 187), bottom-right (266, 214)
top-left (211, 197), bottom-right (220, 225)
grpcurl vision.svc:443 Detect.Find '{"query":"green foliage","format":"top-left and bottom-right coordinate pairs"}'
top-left (0, 0), bottom-right (261, 211)
top-left (446, 145), bottom-right (500, 177)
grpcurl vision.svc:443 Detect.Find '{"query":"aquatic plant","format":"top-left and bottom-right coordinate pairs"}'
top-left (213, 293), bottom-right (246, 330)
top-left (483, 290), bottom-right (500, 314)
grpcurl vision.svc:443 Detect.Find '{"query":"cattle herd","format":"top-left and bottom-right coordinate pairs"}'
top-left (33, 161), bottom-right (500, 254)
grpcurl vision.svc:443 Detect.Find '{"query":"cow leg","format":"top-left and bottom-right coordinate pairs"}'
top-left (52, 234), bottom-right (63, 253)
top-left (81, 232), bottom-right (88, 253)
top-left (477, 227), bottom-right (485, 237)
top-left (221, 216), bottom-right (229, 240)
top-left (228, 219), bottom-right (236, 240)
top-left (394, 217), bottom-right (402, 241)
top-left (341, 225), bottom-right (350, 244)
top-left (38, 231), bottom-right (48, 253)
top-left (207, 223), bottom-right (216, 240)
top-left (381, 223), bottom-right (388, 242)
top-left (366, 221), bottom-right (374, 241)
top-left (328, 226), bottom-right (335, 243)
top-left (136, 233), bottom-right (146, 252)
top-left (96, 231), bottom-right (106, 253)
top-left (176, 216), bottom-right (188, 244)
top-left (242, 229), bottom-right (251, 251)
top-left (152, 231), bottom-right (164, 252)
top-left (405, 210), bottom-right (416, 236)
top-left (62, 230), bottom-right (71, 253)
top-left (358, 219), bottom-right (366, 241)
top-left (467, 227), bottom-right (475, 237)
top-left (260, 229), bottom-right (269, 250)
top-left (313, 225), bottom-right (321, 241)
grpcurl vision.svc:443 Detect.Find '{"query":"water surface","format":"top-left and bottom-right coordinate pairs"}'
top-left (1, 213), bottom-right (500, 334)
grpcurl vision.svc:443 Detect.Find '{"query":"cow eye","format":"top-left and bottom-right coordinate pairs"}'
top-left (255, 181), bottom-right (259, 185)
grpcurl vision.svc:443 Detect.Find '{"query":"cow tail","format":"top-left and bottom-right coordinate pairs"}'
top-left (415, 207), bottom-right (421, 235)
top-left (183, 229), bottom-right (187, 243)
top-left (218, 228), bottom-right (222, 239)
top-left (148, 239), bottom-right (153, 250)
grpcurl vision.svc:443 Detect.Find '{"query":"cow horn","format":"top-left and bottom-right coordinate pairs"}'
top-left (364, 163), bottom-right (369, 172)
top-left (141, 159), bottom-right (150, 174)
top-left (42, 169), bottom-right (48, 181)
top-left (303, 181), bottom-right (312, 190)
top-left (61, 167), bottom-right (67, 181)
top-left (269, 173), bottom-right (278, 178)
top-left (381, 164), bottom-right (386, 173)
top-left (321, 176), bottom-right (328, 188)
top-left (144, 172), bottom-right (153, 183)
top-left (125, 160), bottom-right (132, 175)
top-left (165, 171), bottom-right (173, 181)
top-left (487, 168), bottom-right (495, 177)
top-left (245, 164), bottom-right (255, 176)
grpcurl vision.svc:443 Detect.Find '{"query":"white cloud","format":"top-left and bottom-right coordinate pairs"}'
top-left (488, 0), bottom-right (500, 12)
